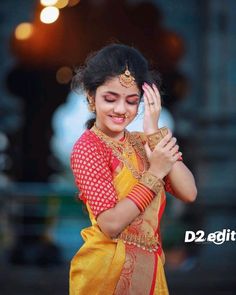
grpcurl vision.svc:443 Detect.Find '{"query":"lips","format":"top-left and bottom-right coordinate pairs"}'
top-left (109, 115), bottom-right (126, 124)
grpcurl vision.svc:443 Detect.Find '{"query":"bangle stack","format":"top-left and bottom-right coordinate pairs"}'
top-left (127, 183), bottom-right (154, 212)
top-left (127, 171), bottom-right (165, 212)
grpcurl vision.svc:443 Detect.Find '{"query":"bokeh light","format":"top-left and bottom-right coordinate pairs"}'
top-left (54, 0), bottom-right (69, 9)
top-left (40, 6), bottom-right (60, 24)
top-left (14, 23), bottom-right (34, 40)
top-left (40, 0), bottom-right (58, 6)
top-left (56, 66), bottom-right (73, 84)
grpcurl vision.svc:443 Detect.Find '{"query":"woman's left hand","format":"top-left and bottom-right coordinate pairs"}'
top-left (142, 83), bottom-right (162, 135)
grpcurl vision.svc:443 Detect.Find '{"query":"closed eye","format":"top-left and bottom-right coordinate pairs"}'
top-left (127, 100), bottom-right (139, 105)
top-left (104, 95), bottom-right (116, 103)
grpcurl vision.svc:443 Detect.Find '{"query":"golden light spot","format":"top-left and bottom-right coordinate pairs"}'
top-left (40, 0), bottom-right (58, 6)
top-left (15, 23), bottom-right (34, 40)
top-left (56, 66), bottom-right (73, 84)
top-left (54, 0), bottom-right (69, 9)
top-left (40, 6), bottom-right (60, 24)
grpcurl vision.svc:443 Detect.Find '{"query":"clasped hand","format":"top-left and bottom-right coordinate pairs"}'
top-left (145, 130), bottom-right (181, 179)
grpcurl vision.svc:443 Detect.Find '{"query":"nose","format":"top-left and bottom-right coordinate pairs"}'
top-left (113, 100), bottom-right (127, 115)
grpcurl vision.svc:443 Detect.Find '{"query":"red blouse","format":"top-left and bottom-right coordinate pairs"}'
top-left (71, 129), bottom-right (178, 218)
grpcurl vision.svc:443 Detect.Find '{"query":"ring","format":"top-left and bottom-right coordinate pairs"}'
top-left (149, 102), bottom-right (155, 105)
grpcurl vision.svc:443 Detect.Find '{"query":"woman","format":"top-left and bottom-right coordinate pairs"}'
top-left (70, 44), bottom-right (197, 295)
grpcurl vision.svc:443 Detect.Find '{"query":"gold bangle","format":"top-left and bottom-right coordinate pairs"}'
top-left (147, 127), bottom-right (168, 151)
top-left (139, 171), bottom-right (165, 195)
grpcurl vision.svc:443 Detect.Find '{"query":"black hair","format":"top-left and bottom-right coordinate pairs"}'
top-left (71, 43), bottom-right (161, 129)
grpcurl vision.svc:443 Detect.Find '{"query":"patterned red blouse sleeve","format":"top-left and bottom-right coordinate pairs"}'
top-left (70, 131), bottom-right (118, 218)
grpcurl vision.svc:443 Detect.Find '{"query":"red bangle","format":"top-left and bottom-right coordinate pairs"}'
top-left (127, 183), bottom-right (155, 212)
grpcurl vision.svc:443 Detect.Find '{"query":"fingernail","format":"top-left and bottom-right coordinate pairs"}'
top-left (144, 82), bottom-right (148, 87)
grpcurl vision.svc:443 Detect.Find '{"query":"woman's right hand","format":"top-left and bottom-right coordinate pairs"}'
top-left (144, 129), bottom-right (182, 179)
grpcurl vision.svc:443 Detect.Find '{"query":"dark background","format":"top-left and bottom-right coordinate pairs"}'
top-left (0, 0), bottom-right (236, 294)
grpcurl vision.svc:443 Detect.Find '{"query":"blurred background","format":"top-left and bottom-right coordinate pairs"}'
top-left (0, 0), bottom-right (236, 294)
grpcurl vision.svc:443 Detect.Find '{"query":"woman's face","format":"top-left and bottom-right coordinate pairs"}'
top-left (94, 77), bottom-right (140, 139)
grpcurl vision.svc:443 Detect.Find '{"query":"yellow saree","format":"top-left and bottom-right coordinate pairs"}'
top-left (70, 132), bottom-right (169, 295)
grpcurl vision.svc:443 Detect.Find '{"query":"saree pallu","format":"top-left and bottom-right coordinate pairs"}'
top-left (70, 151), bottom-right (169, 295)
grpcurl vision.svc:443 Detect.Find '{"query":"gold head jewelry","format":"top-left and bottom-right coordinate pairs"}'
top-left (119, 65), bottom-right (135, 88)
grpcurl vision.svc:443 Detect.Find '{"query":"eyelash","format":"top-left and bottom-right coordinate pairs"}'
top-left (128, 101), bottom-right (139, 105)
top-left (104, 97), bottom-right (138, 105)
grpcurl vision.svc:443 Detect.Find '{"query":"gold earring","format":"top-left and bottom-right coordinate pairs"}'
top-left (88, 103), bottom-right (96, 112)
top-left (87, 95), bottom-right (96, 112)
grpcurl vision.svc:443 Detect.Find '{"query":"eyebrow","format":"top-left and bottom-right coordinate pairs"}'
top-left (103, 91), bottom-right (140, 98)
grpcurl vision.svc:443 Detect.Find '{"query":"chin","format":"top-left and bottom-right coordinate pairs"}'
top-left (109, 125), bottom-right (125, 132)
top-left (106, 118), bottom-right (127, 129)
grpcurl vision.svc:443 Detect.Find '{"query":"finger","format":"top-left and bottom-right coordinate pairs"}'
top-left (143, 91), bottom-right (151, 114)
top-left (144, 83), bottom-right (161, 111)
top-left (170, 144), bottom-right (179, 156)
top-left (144, 83), bottom-right (156, 100)
top-left (143, 83), bottom-right (155, 108)
top-left (172, 152), bottom-right (182, 162)
top-left (152, 84), bottom-right (162, 109)
top-left (164, 137), bottom-right (177, 151)
top-left (157, 130), bottom-right (172, 148)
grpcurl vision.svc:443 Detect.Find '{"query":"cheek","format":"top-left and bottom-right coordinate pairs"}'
top-left (95, 100), bottom-right (110, 113)
top-left (128, 105), bottom-right (139, 119)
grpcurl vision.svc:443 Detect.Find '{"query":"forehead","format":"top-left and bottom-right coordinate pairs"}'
top-left (97, 77), bottom-right (139, 95)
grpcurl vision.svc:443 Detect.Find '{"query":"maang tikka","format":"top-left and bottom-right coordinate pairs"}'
top-left (119, 65), bottom-right (135, 88)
